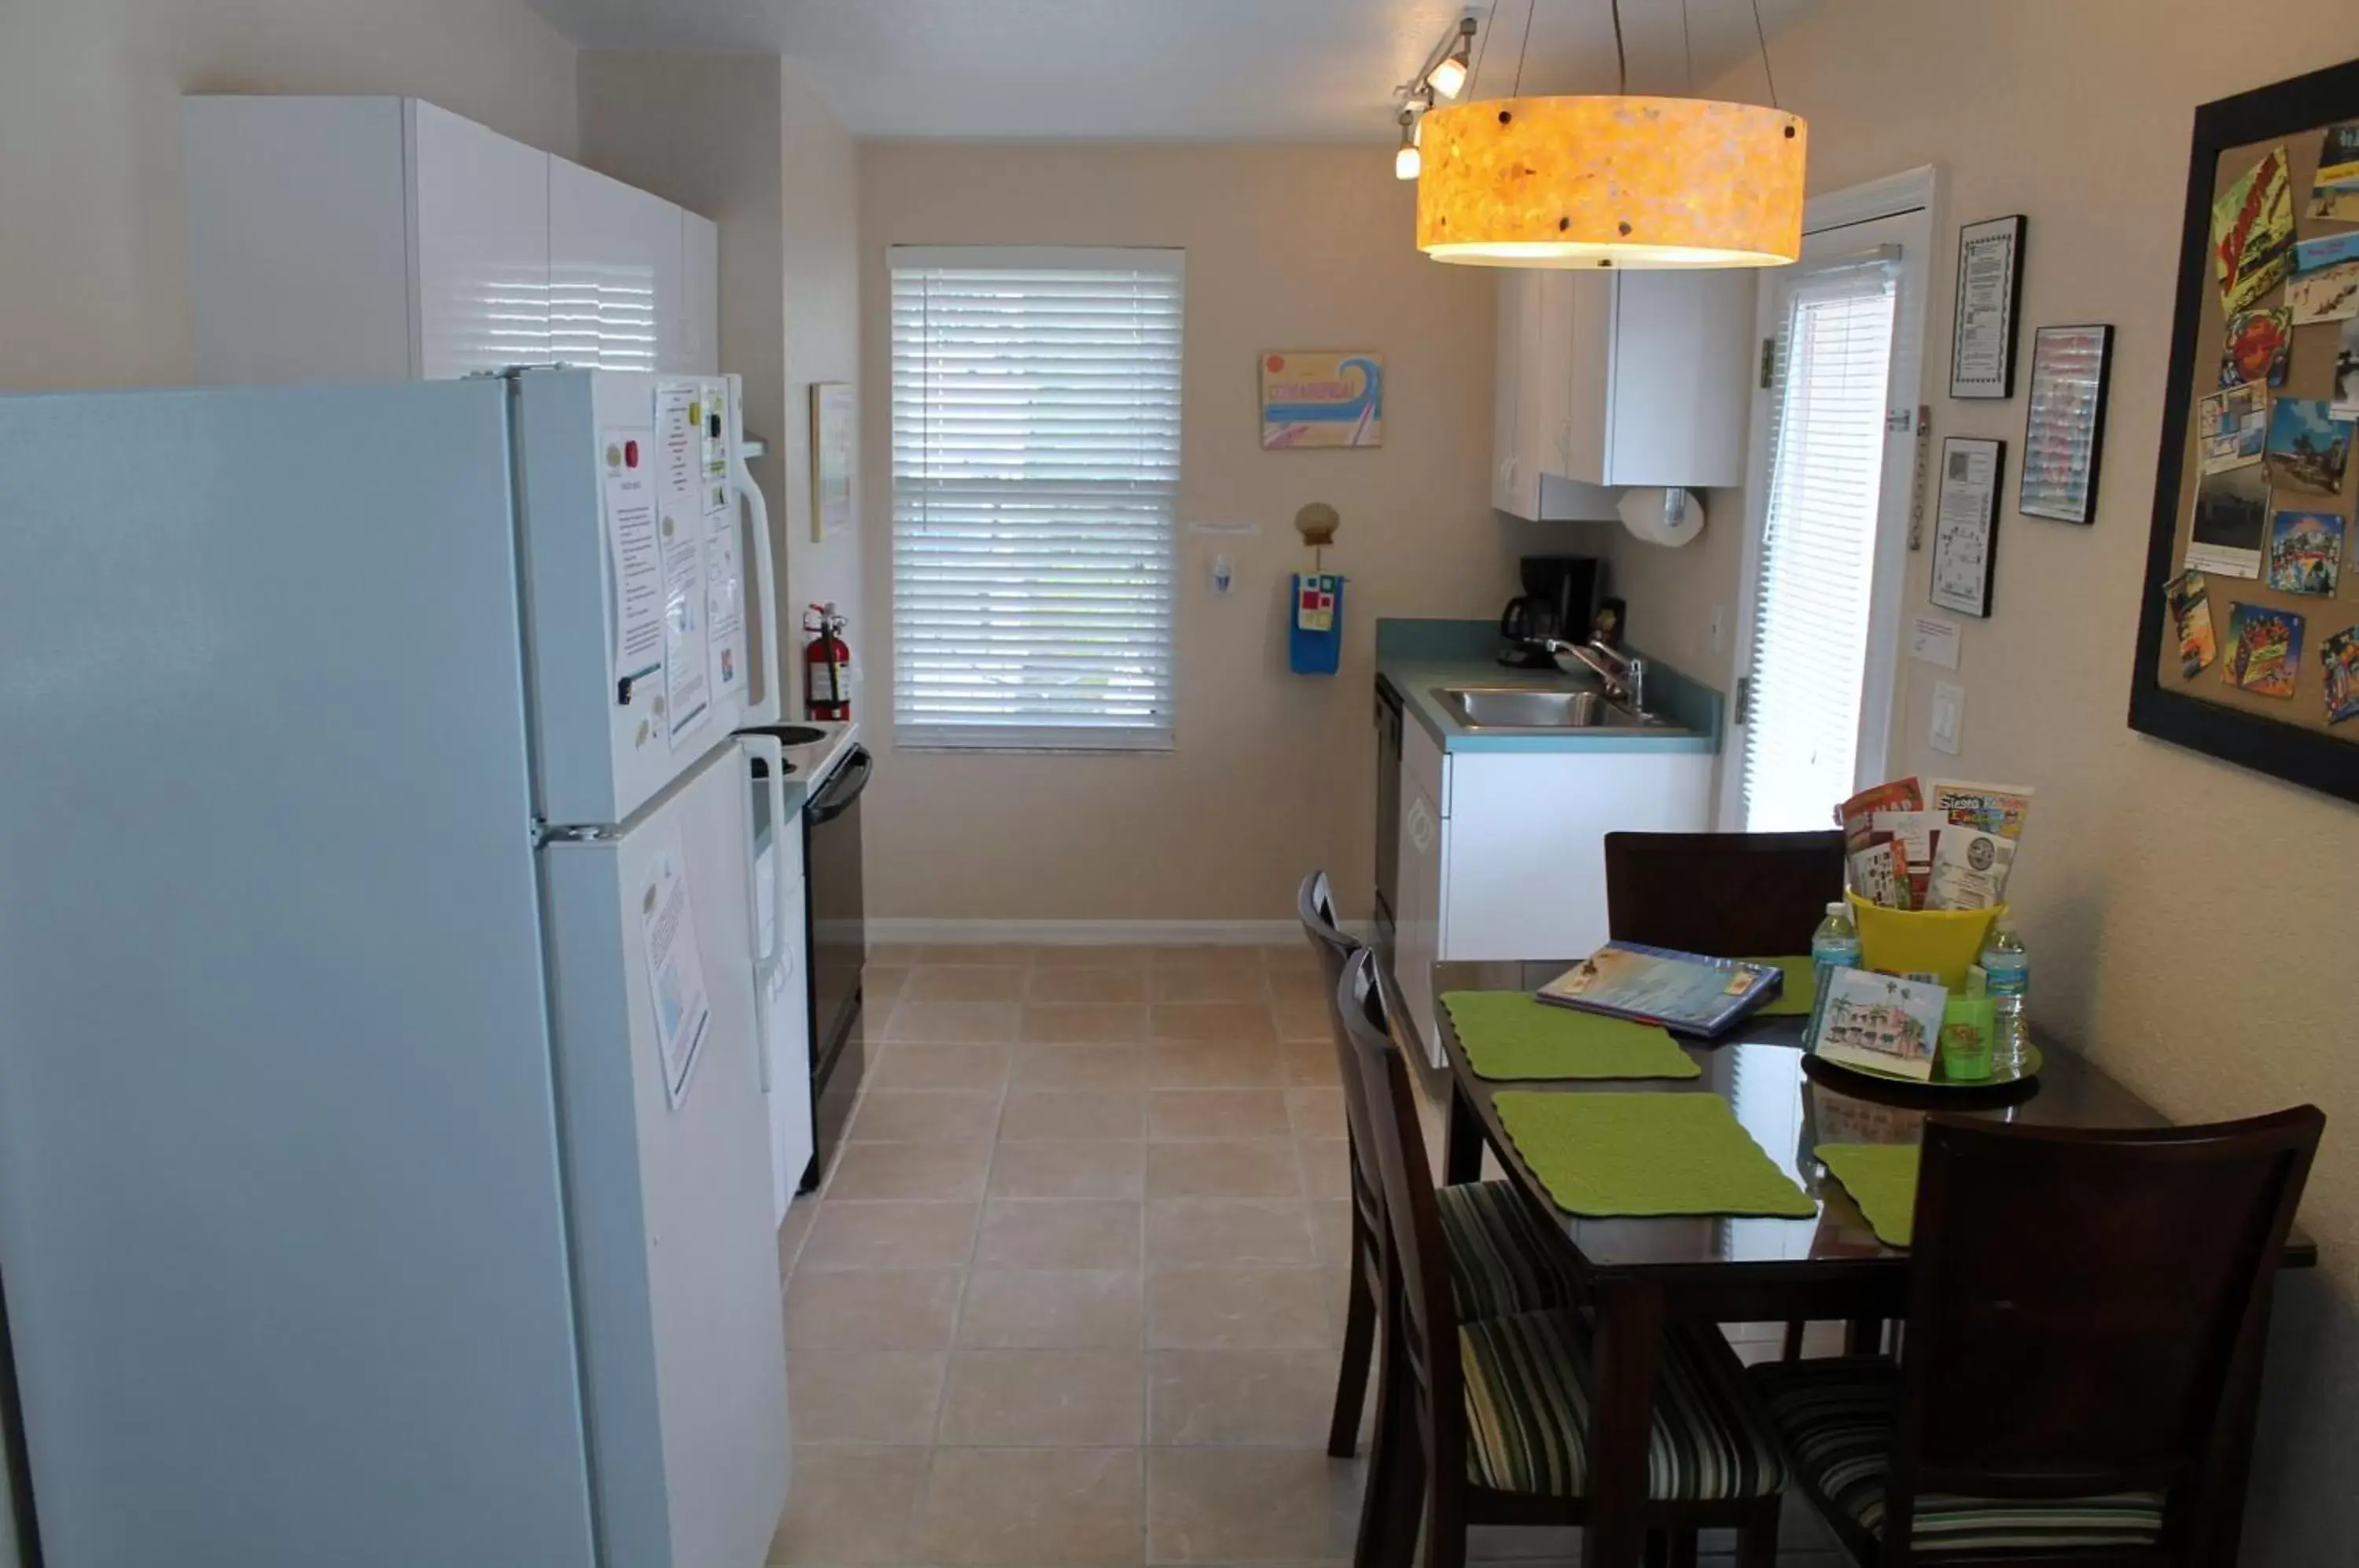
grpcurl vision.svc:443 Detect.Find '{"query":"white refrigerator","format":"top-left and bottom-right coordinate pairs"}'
top-left (0, 370), bottom-right (793, 1567)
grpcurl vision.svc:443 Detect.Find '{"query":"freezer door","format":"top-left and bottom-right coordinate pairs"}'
top-left (513, 368), bottom-right (778, 825)
top-left (0, 381), bottom-right (595, 1566)
top-left (541, 746), bottom-right (790, 1568)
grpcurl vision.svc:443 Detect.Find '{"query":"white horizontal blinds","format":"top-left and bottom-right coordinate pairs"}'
top-left (892, 247), bottom-right (1183, 749)
top-left (1740, 253), bottom-right (1900, 832)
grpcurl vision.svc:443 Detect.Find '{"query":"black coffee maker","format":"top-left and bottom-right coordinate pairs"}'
top-left (1498, 555), bottom-right (1603, 668)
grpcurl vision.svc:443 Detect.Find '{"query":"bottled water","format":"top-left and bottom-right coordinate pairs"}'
top-left (1806, 901), bottom-right (1860, 1043)
top-left (1979, 918), bottom-right (2031, 1073)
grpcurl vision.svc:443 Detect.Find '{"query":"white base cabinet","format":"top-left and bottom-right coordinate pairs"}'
top-left (1390, 723), bottom-right (1713, 1066)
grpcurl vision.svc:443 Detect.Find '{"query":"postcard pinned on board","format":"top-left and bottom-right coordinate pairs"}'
top-left (2265, 398), bottom-right (2353, 495)
top-left (2221, 307), bottom-right (2291, 390)
top-left (2223, 601), bottom-right (2306, 699)
top-left (2267, 510), bottom-right (2344, 596)
top-left (2199, 385), bottom-right (2269, 472)
top-left (2186, 462), bottom-right (2269, 579)
top-left (2212, 145), bottom-right (2296, 315)
top-left (2166, 569), bottom-right (2219, 677)
top-left (2323, 625), bottom-right (2359, 724)
top-left (2337, 318), bottom-right (2359, 421)
top-left (2309, 121), bottom-right (2359, 220)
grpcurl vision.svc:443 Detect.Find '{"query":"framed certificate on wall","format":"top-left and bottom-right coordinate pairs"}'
top-left (1950, 215), bottom-right (2026, 399)
top-left (1930, 436), bottom-right (2005, 618)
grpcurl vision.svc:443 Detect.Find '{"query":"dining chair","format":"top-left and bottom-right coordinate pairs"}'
top-left (1295, 870), bottom-right (1581, 1460)
top-left (1751, 1106), bottom-right (2324, 1564)
top-left (1603, 829), bottom-right (1846, 958)
top-left (1337, 946), bottom-right (1786, 1568)
top-left (1604, 829), bottom-right (1858, 1363)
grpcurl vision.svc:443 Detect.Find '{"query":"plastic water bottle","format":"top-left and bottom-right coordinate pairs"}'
top-left (1806, 902), bottom-right (1860, 1043)
top-left (1980, 919), bottom-right (2032, 1074)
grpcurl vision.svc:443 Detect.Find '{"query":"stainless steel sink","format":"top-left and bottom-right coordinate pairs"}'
top-left (1432, 686), bottom-right (1684, 734)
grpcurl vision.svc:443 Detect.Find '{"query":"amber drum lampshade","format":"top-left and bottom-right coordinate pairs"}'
top-left (1415, 95), bottom-right (1806, 269)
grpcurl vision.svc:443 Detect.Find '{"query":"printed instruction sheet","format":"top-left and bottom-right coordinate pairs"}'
top-left (641, 844), bottom-right (712, 1109)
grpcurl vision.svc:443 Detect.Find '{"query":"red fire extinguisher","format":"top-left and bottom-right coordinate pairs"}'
top-left (804, 602), bottom-right (851, 722)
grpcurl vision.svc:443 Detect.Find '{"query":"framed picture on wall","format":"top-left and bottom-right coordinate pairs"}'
top-left (810, 381), bottom-right (854, 542)
top-left (1930, 436), bottom-right (2005, 617)
top-left (1949, 215), bottom-right (2026, 399)
top-left (2129, 56), bottom-right (2359, 808)
top-left (2019, 324), bottom-right (2115, 524)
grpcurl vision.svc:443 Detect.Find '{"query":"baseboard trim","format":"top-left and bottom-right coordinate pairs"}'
top-left (869, 917), bottom-right (1368, 948)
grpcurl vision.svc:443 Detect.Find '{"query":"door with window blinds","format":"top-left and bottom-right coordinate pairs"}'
top-left (1736, 252), bottom-right (1901, 831)
top-left (889, 248), bottom-right (1183, 749)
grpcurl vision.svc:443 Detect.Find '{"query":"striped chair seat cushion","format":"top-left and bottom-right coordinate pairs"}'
top-left (1461, 1309), bottom-right (1787, 1502)
top-left (1436, 1179), bottom-right (1585, 1320)
top-left (1752, 1356), bottom-right (2166, 1555)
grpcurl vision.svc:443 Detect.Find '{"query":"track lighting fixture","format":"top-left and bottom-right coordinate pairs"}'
top-left (1394, 109), bottom-right (1422, 180)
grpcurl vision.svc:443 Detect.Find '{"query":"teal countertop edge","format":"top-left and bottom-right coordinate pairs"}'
top-left (1376, 618), bottom-right (1724, 755)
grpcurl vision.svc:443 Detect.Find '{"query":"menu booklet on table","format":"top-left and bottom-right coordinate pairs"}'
top-left (1537, 943), bottom-right (1783, 1037)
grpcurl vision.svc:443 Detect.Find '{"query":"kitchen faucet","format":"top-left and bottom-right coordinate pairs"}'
top-left (1527, 636), bottom-right (1647, 715)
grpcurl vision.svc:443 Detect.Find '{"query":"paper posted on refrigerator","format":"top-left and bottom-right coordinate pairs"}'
top-left (640, 845), bottom-right (712, 1109)
top-left (699, 379), bottom-right (749, 703)
top-left (655, 382), bottom-right (712, 750)
top-left (603, 428), bottom-right (664, 688)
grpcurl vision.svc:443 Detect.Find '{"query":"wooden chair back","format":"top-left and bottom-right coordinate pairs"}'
top-left (1297, 871), bottom-right (1388, 1231)
top-left (1602, 830), bottom-right (1845, 958)
top-left (1889, 1106), bottom-right (2324, 1560)
top-left (1338, 948), bottom-right (1463, 1456)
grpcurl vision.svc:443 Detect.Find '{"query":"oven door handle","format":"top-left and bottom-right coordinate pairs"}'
top-left (808, 745), bottom-right (872, 826)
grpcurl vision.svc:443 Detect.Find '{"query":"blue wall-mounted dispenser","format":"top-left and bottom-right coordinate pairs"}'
top-left (1288, 572), bottom-right (1345, 675)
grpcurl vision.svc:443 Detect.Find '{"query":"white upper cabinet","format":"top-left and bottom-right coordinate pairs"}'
top-left (410, 101), bottom-right (553, 377)
top-left (549, 157), bottom-right (683, 374)
top-left (1490, 267), bottom-right (1754, 520)
top-left (184, 96), bottom-right (716, 384)
top-left (681, 211), bottom-right (720, 377)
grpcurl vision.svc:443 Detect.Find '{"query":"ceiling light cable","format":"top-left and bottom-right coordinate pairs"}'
top-left (1610, 0), bottom-right (1628, 96)
top-left (1750, 0), bottom-right (1779, 108)
top-left (1470, 0), bottom-right (1501, 97)
top-left (1511, 0), bottom-right (1536, 98)
top-left (1680, 0), bottom-right (1693, 95)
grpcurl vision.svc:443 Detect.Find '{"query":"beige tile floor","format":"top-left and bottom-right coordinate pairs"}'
top-left (771, 943), bottom-right (1844, 1568)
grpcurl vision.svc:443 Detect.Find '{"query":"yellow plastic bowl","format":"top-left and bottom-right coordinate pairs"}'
top-left (1846, 893), bottom-right (2004, 990)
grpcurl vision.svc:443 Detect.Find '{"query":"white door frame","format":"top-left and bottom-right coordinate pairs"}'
top-left (1716, 166), bottom-right (1940, 830)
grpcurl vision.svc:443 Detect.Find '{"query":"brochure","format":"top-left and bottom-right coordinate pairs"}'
top-left (1537, 942), bottom-right (1783, 1037)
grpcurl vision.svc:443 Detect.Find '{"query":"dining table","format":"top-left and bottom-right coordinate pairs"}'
top-left (1430, 958), bottom-right (2318, 1568)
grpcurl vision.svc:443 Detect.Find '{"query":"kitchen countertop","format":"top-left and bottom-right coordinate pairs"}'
top-left (1376, 618), bottom-right (1724, 755)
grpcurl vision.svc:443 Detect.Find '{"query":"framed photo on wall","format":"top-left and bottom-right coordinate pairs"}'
top-left (2129, 56), bottom-right (2359, 808)
top-left (809, 381), bottom-right (854, 543)
top-left (1950, 215), bottom-right (2026, 399)
top-left (1930, 436), bottom-right (2005, 618)
top-left (2019, 324), bottom-right (2115, 524)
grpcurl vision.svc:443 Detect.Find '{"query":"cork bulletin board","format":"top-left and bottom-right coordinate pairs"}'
top-left (2131, 56), bottom-right (2359, 805)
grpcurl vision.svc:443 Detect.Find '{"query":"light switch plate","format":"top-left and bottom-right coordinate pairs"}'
top-left (1930, 681), bottom-right (1964, 756)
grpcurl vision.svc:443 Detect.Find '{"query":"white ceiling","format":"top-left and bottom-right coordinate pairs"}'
top-left (528, 0), bottom-right (1819, 142)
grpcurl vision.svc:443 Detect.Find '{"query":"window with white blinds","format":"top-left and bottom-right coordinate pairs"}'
top-left (891, 247), bottom-right (1183, 749)
top-left (1739, 254), bottom-right (1900, 831)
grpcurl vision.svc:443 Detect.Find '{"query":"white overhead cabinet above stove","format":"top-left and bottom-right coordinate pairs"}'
top-left (182, 96), bottom-right (718, 382)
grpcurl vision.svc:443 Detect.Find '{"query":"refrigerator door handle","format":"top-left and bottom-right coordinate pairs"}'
top-left (738, 733), bottom-right (787, 1097)
top-left (729, 374), bottom-right (782, 730)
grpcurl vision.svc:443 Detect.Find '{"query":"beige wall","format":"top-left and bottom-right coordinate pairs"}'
top-left (778, 54), bottom-right (865, 685)
top-left (0, 0), bottom-right (576, 390)
top-left (856, 142), bottom-right (1532, 924)
top-left (1605, 4), bottom-right (2359, 1554)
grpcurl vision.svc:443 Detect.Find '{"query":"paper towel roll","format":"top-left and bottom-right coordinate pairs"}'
top-left (1617, 486), bottom-right (1706, 547)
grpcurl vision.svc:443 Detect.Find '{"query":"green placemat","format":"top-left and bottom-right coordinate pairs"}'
top-left (1441, 992), bottom-right (1699, 1081)
top-left (1815, 1143), bottom-right (1922, 1247)
top-left (1743, 956), bottom-right (1816, 1018)
top-left (1494, 1091), bottom-right (1816, 1218)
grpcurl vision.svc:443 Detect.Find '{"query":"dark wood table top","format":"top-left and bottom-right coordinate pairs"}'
top-left (1435, 959), bottom-right (2318, 1308)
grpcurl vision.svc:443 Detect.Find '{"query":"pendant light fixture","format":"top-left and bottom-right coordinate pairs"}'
top-left (1393, 107), bottom-right (1423, 180)
top-left (1414, 0), bottom-right (1806, 270)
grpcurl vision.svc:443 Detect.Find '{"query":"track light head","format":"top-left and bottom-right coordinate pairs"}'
top-left (1426, 45), bottom-right (1470, 100)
